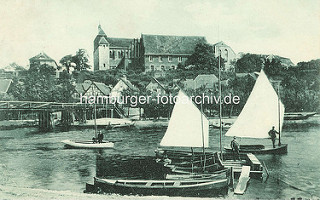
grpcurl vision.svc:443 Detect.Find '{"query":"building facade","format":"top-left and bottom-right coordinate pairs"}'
top-left (213, 41), bottom-right (237, 71)
top-left (93, 25), bottom-right (237, 73)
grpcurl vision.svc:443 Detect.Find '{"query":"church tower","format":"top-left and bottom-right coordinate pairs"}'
top-left (94, 25), bottom-right (110, 71)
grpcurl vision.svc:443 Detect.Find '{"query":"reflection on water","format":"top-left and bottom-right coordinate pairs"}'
top-left (0, 116), bottom-right (319, 199)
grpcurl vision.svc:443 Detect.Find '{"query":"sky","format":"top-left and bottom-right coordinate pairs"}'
top-left (0, 0), bottom-right (319, 69)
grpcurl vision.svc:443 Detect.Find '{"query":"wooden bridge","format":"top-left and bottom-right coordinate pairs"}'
top-left (0, 101), bottom-right (125, 130)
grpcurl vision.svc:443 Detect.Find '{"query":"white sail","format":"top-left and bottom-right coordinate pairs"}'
top-left (160, 90), bottom-right (209, 147)
top-left (225, 70), bottom-right (285, 138)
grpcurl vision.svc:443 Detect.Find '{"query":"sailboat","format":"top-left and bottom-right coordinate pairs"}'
top-left (156, 90), bottom-right (231, 175)
top-left (62, 102), bottom-right (114, 149)
top-left (224, 69), bottom-right (287, 154)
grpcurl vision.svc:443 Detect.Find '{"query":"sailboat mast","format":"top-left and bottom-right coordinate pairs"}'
top-left (277, 82), bottom-right (281, 145)
top-left (218, 52), bottom-right (223, 155)
top-left (200, 103), bottom-right (206, 170)
top-left (92, 86), bottom-right (98, 139)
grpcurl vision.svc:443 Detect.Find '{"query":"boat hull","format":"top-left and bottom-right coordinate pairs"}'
top-left (224, 144), bottom-right (288, 154)
top-left (92, 177), bottom-right (228, 197)
top-left (62, 140), bottom-right (114, 149)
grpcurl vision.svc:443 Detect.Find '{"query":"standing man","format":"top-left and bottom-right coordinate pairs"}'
top-left (268, 126), bottom-right (279, 148)
top-left (231, 136), bottom-right (240, 160)
top-left (97, 131), bottom-right (104, 143)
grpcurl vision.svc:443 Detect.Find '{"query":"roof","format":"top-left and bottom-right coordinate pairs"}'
top-left (109, 59), bottom-right (122, 67)
top-left (194, 74), bottom-right (218, 89)
top-left (99, 37), bottom-right (109, 45)
top-left (119, 77), bottom-right (139, 92)
top-left (75, 80), bottom-right (111, 95)
top-left (0, 79), bottom-right (12, 93)
top-left (107, 37), bottom-right (133, 48)
top-left (98, 24), bottom-right (106, 36)
top-left (93, 82), bottom-right (111, 95)
top-left (29, 52), bottom-right (55, 62)
top-left (183, 79), bottom-right (195, 90)
top-left (146, 77), bottom-right (167, 91)
top-left (236, 72), bottom-right (258, 80)
top-left (142, 34), bottom-right (207, 55)
top-left (213, 41), bottom-right (229, 47)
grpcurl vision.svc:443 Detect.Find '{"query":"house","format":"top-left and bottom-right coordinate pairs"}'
top-left (141, 34), bottom-right (206, 72)
top-left (182, 74), bottom-right (218, 91)
top-left (93, 25), bottom-right (207, 73)
top-left (29, 52), bottom-right (60, 78)
top-left (0, 63), bottom-right (26, 79)
top-left (74, 80), bottom-right (111, 101)
top-left (0, 79), bottom-right (13, 94)
top-left (146, 78), bottom-right (167, 95)
top-left (110, 76), bottom-right (139, 99)
top-left (213, 41), bottom-right (237, 71)
top-left (265, 54), bottom-right (294, 69)
top-left (194, 74), bottom-right (218, 90)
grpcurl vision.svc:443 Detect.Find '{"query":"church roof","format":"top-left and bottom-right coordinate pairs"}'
top-left (107, 37), bottom-right (133, 48)
top-left (98, 24), bottom-right (106, 36)
top-left (142, 34), bottom-right (206, 55)
top-left (99, 37), bottom-right (109, 45)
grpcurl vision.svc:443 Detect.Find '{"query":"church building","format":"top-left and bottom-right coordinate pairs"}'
top-left (93, 25), bottom-right (236, 72)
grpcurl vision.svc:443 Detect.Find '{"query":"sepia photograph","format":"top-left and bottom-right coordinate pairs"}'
top-left (0, 0), bottom-right (319, 199)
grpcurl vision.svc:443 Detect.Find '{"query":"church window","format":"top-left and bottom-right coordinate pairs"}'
top-left (159, 56), bottom-right (163, 62)
top-left (149, 56), bottom-right (153, 62)
top-left (103, 63), bottom-right (106, 68)
top-left (168, 56), bottom-right (172, 62)
top-left (178, 57), bottom-right (182, 62)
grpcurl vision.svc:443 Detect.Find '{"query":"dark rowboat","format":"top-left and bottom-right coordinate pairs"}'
top-left (91, 177), bottom-right (228, 197)
top-left (224, 144), bottom-right (288, 154)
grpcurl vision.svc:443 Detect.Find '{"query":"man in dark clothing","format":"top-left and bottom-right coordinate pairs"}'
top-left (231, 136), bottom-right (240, 160)
top-left (97, 131), bottom-right (104, 143)
top-left (268, 126), bottom-right (279, 148)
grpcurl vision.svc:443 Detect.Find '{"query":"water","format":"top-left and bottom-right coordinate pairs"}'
top-left (0, 116), bottom-right (319, 199)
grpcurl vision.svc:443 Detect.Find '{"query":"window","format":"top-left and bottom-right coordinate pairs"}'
top-left (171, 65), bottom-right (175, 70)
top-left (149, 56), bottom-right (153, 62)
top-left (168, 56), bottom-right (172, 62)
top-left (110, 50), bottom-right (112, 57)
top-left (118, 51), bottom-right (121, 58)
top-left (159, 56), bottom-right (163, 62)
top-left (150, 65), bottom-right (155, 71)
top-left (161, 65), bottom-right (165, 70)
top-left (178, 57), bottom-right (182, 62)
top-left (103, 63), bottom-right (106, 68)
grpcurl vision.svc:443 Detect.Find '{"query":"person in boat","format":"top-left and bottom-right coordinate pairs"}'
top-left (268, 126), bottom-right (279, 148)
top-left (97, 131), bottom-right (104, 143)
top-left (230, 136), bottom-right (240, 160)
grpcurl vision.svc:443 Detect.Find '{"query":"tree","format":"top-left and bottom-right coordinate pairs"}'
top-left (60, 49), bottom-right (91, 72)
top-left (235, 53), bottom-right (264, 73)
top-left (185, 42), bottom-right (224, 73)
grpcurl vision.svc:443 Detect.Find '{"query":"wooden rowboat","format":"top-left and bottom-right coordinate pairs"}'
top-left (224, 144), bottom-right (288, 154)
top-left (91, 177), bottom-right (228, 197)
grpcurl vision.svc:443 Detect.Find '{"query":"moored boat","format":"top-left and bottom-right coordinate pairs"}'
top-left (90, 177), bottom-right (228, 197)
top-left (224, 70), bottom-right (288, 154)
top-left (61, 139), bottom-right (114, 149)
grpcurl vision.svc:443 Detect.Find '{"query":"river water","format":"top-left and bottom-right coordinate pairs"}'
top-left (0, 116), bottom-right (319, 199)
